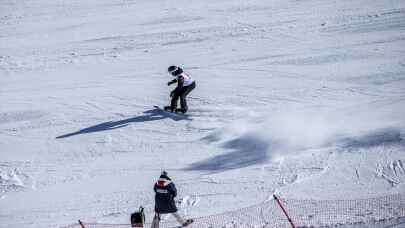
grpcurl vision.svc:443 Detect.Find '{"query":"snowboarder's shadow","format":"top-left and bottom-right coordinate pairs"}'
top-left (56, 107), bottom-right (190, 139)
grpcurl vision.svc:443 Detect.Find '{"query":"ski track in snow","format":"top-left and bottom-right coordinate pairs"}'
top-left (1, 0), bottom-right (405, 227)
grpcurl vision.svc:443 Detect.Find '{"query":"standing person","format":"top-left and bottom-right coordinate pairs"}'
top-left (151, 171), bottom-right (193, 228)
top-left (165, 66), bottom-right (196, 114)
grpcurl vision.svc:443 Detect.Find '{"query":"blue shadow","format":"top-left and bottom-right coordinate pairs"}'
top-left (184, 133), bottom-right (272, 172)
top-left (337, 127), bottom-right (403, 149)
top-left (56, 107), bottom-right (190, 139)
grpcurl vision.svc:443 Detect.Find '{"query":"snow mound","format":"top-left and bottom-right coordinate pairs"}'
top-left (0, 169), bottom-right (31, 194)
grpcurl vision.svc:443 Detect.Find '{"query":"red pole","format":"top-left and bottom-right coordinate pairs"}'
top-left (78, 220), bottom-right (86, 228)
top-left (273, 194), bottom-right (296, 228)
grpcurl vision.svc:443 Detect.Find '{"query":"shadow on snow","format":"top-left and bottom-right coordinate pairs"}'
top-left (184, 133), bottom-right (272, 172)
top-left (56, 107), bottom-right (190, 139)
top-left (337, 127), bottom-right (403, 149)
top-left (185, 127), bottom-right (403, 172)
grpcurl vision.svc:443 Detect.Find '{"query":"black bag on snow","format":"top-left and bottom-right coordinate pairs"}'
top-left (130, 206), bottom-right (145, 227)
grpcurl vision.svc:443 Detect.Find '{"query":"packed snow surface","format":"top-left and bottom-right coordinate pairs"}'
top-left (1, 0), bottom-right (405, 227)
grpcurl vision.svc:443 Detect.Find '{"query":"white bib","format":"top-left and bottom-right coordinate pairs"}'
top-left (179, 73), bottom-right (194, 86)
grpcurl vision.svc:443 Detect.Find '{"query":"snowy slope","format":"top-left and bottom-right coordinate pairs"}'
top-left (1, 0), bottom-right (405, 227)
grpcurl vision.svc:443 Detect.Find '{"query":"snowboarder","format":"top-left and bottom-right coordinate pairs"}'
top-left (164, 66), bottom-right (196, 114)
top-left (151, 171), bottom-right (193, 228)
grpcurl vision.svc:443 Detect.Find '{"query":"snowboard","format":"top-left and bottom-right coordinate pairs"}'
top-left (154, 106), bottom-right (188, 115)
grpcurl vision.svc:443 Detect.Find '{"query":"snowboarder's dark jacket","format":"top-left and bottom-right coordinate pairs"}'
top-left (154, 174), bottom-right (178, 214)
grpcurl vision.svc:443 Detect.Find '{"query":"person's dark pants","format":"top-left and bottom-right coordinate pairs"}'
top-left (170, 82), bottom-right (196, 113)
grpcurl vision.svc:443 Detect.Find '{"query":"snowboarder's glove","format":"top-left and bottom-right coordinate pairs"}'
top-left (168, 79), bottom-right (177, 86)
top-left (170, 91), bottom-right (174, 97)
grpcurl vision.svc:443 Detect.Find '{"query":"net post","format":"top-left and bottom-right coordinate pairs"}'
top-left (273, 194), bottom-right (296, 228)
top-left (78, 220), bottom-right (86, 228)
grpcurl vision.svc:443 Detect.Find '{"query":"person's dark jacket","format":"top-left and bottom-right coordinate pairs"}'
top-left (154, 174), bottom-right (178, 214)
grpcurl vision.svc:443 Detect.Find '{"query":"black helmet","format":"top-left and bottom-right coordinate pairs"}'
top-left (168, 65), bottom-right (183, 76)
top-left (160, 170), bottom-right (170, 180)
top-left (168, 66), bottom-right (177, 72)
